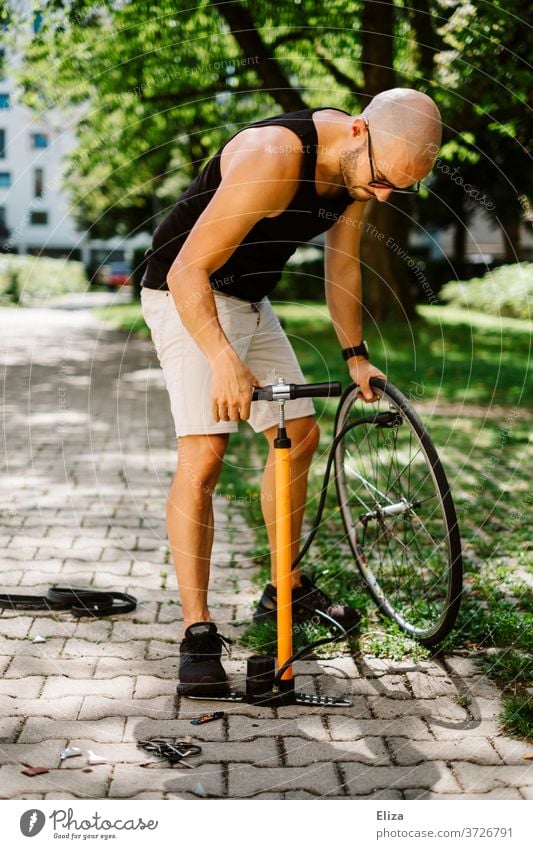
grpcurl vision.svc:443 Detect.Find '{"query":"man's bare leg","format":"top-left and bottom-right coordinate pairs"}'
top-left (166, 433), bottom-right (229, 633)
top-left (260, 416), bottom-right (320, 587)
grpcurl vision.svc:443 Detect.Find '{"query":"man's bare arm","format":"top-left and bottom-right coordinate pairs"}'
top-left (324, 202), bottom-right (386, 402)
top-left (167, 129), bottom-right (302, 423)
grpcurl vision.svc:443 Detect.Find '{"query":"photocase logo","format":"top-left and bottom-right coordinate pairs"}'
top-left (20, 809), bottom-right (46, 837)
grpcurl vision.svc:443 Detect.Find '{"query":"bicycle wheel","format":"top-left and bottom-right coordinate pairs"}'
top-left (334, 378), bottom-right (462, 646)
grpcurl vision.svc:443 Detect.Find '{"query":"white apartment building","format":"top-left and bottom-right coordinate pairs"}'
top-left (0, 8), bottom-right (149, 268)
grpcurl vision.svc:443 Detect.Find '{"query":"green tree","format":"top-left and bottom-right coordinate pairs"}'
top-left (434, 0), bottom-right (532, 261)
top-left (14, 0), bottom-right (531, 313)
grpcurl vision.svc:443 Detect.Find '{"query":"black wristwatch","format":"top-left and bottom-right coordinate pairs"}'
top-left (342, 342), bottom-right (369, 361)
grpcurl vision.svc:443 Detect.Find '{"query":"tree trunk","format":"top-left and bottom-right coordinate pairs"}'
top-left (501, 214), bottom-right (522, 263)
top-left (453, 219), bottom-right (467, 265)
top-left (361, 195), bottom-right (416, 320)
top-left (407, 0), bottom-right (439, 85)
top-left (360, 0), bottom-right (416, 320)
top-left (361, 0), bottom-right (395, 99)
top-left (212, 1), bottom-right (307, 113)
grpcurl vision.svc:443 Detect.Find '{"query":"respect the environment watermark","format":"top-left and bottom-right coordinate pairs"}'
top-left (318, 209), bottom-right (439, 304)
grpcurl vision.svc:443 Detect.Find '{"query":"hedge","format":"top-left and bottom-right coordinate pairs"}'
top-left (0, 254), bottom-right (88, 306)
top-left (439, 263), bottom-right (533, 321)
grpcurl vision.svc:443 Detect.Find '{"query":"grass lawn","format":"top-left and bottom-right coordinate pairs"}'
top-left (98, 298), bottom-right (532, 738)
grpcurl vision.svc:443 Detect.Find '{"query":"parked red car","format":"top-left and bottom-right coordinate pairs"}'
top-left (95, 261), bottom-right (132, 288)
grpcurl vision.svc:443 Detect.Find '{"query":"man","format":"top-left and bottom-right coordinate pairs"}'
top-left (141, 87), bottom-right (442, 695)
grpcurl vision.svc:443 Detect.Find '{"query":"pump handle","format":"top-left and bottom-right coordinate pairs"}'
top-left (252, 381), bottom-right (342, 402)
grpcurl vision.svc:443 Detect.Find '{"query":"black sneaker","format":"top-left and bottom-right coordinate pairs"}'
top-left (177, 622), bottom-right (230, 697)
top-left (253, 574), bottom-right (361, 632)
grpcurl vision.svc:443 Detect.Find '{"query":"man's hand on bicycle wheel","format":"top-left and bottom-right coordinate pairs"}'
top-left (348, 359), bottom-right (387, 403)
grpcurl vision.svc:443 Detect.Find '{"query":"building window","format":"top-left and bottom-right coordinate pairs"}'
top-left (0, 205), bottom-right (7, 240)
top-left (0, 49), bottom-right (5, 81)
top-left (30, 211), bottom-right (48, 225)
top-left (31, 133), bottom-right (48, 149)
top-left (0, 171), bottom-right (11, 187)
top-left (0, 129), bottom-right (5, 158)
top-left (34, 167), bottom-right (44, 198)
top-left (0, 93), bottom-right (10, 110)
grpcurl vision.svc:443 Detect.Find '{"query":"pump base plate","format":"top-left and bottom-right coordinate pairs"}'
top-left (183, 690), bottom-right (352, 707)
top-left (295, 693), bottom-right (352, 707)
top-left (185, 691), bottom-right (245, 702)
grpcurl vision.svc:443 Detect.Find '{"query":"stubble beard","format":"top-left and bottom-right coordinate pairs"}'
top-left (339, 147), bottom-right (372, 202)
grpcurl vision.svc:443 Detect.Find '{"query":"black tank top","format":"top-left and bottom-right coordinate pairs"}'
top-left (141, 107), bottom-right (354, 301)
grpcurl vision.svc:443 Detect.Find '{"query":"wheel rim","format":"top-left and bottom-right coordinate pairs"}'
top-left (335, 385), bottom-right (459, 641)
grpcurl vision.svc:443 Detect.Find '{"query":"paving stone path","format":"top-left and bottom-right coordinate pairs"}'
top-left (1, 296), bottom-right (532, 800)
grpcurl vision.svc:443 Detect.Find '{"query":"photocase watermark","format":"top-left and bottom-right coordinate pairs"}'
top-left (518, 193), bottom-right (531, 218)
top-left (264, 141), bottom-right (339, 157)
top-left (19, 806), bottom-right (159, 838)
top-left (405, 380), bottom-right (426, 404)
top-left (56, 334), bottom-right (75, 433)
top-left (67, 0), bottom-right (115, 27)
top-left (154, 275), bottom-right (237, 311)
top-left (319, 209), bottom-right (439, 304)
top-left (319, 207), bottom-right (365, 230)
top-left (425, 143), bottom-right (495, 211)
top-left (459, 407), bottom-right (521, 511)
top-left (20, 809), bottom-right (46, 837)
top-left (121, 56), bottom-right (260, 101)
top-left (214, 490), bottom-right (272, 504)
top-left (212, 275), bottom-right (238, 294)
top-left (50, 807), bottom-right (158, 834)
top-left (293, 614), bottom-right (321, 634)
top-left (265, 142), bottom-right (312, 156)
top-left (508, 488), bottom-right (532, 533)
top-left (379, 381), bottom-right (425, 450)
top-left (69, 135), bottom-right (107, 170)
top-left (175, 445), bottom-right (273, 502)
top-left (5, 507), bottom-right (24, 529)
top-left (383, 233), bottom-right (438, 305)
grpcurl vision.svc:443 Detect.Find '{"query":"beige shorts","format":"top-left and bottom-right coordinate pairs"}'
top-left (141, 288), bottom-right (315, 437)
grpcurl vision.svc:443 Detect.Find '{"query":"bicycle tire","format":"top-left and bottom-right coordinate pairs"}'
top-left (334, 379), bottom-right (462, 646)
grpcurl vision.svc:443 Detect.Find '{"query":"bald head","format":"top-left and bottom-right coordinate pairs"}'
top-left (362, 88), bottom-right (442, 181)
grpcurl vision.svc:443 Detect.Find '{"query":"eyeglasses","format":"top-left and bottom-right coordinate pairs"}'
top-left (364, 118), bottom-right (420, 194)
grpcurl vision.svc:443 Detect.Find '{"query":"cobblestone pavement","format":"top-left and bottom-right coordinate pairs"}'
top-left (1, 297), bottom-right (532, 800)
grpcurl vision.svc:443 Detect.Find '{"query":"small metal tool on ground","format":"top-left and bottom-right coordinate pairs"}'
top-left (138, 738), bottom-right (202, 767)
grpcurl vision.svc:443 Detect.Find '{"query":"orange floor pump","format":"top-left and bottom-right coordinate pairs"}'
top-left (187, 378), bottom-right (352, 708)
